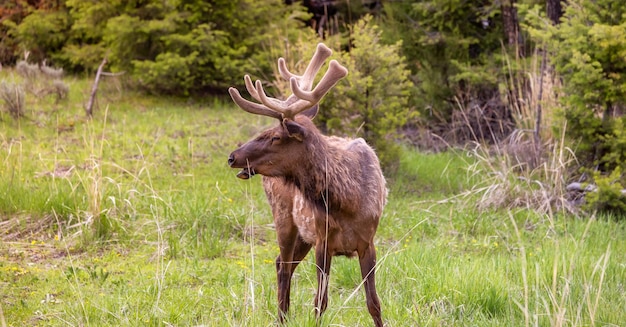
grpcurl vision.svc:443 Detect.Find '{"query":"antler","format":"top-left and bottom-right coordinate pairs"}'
top-left (228, 43), bottom-right (348, 120)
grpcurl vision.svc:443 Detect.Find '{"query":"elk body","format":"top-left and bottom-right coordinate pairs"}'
top-left (227, 43), bottom-right (387, 327)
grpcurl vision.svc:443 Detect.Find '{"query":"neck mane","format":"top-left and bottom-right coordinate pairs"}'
top-left (286, 122), bottom-right (361, 214)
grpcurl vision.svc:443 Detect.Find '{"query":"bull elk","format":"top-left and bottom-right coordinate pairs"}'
top-left (227, 43), bottom-right (387, 327)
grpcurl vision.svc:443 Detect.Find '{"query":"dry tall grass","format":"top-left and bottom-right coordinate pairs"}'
top-left (462, 50), bottom-right (577, 215)
top-left (0, 82), bottom-right (25, 118)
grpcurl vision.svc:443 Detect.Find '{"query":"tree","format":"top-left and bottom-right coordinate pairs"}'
top-left (4, 0), bottom-right (313, 95)
top-left (320, 16), bottom-right (415, 172)
top-left (380, 0), bottom-right (529, 144)
top-left (524, 0), bottom-right (626, 212)
top-left (501, 0), bottom-right (524, 56)
top-left (0, 0), bottom-right (66, 64)
top-left (67, 0), bottom-right (312, 94)
top-left (3, 3), bottom-right (70, 64)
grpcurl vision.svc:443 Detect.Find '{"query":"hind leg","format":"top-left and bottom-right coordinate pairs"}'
top-left (359, 244), bottom-right (383, 327)
top-left (313, 242), bottom-right (332, 318)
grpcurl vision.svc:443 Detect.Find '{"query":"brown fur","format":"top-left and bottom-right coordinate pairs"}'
top-left (229, 114), bottom-right (387, 326)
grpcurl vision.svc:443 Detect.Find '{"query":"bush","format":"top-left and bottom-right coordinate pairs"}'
top-left (585, 168), bottom-right (626, 215)
top-left (15, 61), bottom-right (40, 80)
top-left (40, 65), bottom-right (64, 79)
top-left (102, 0), bottom-right (311, 95)
top-left (0, 82), bottom-right (25, 118)
top-left (523, 0), bottom-right (626, 214)
top-left (4, 10), bottom-right (70, 64)
top-left (320, 16), bottom-right (416, 173)
top-left (378, 0), bottom-right (509, 130)
top-left (52, 79), bottom-right (69, 102)
top-left (14, 60), bottom-right (69, 101)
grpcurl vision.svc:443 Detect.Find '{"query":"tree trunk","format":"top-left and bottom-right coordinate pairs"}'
top-left (501, 0), bottom-right (523, 57)
top-left (546, 0), bottom-right (563, 25)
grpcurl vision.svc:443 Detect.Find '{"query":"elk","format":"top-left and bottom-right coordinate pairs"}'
top-left (227, 43), bottom-right (387, 327)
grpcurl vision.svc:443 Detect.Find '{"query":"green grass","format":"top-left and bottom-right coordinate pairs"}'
top-left (1, 72), bottom-right (625, 326)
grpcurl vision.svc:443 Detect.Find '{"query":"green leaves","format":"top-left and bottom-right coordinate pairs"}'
top-left (525, 0), bottom-right (626, 213)
top-left (8, 10), bottom-right (70, 63)
top-left (5, 0), bottom-right (311, 95)
top-left (133, 52), bottom-right (197, 95)
top-left (320, 16), bottom-right (415, 172)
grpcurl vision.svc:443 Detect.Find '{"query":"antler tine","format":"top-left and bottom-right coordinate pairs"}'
top-left (255, 79), bottom-right (313, 114)
top-left (244, 75), bottom-right (261, 101)
top-left (228, 87), bottom-right (282, 120)
top-left (290, 60), bottom-right (348, 103)
top-left (278, 43), bottom-right (332, 91)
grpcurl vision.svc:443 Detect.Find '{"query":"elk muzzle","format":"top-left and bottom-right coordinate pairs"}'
top-left (228, 152), bottom-right (256, 180)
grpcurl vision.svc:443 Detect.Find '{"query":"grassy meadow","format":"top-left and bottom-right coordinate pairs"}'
top-left (1, 72), bottom-right (625, 327)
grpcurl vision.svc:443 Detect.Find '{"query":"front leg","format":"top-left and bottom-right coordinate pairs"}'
top-left (276, 235), bottom-right (312, 322)
top-left (314, 242), bottom-right (332, 318)
top-left (276, 228), bottom-right (297, 322)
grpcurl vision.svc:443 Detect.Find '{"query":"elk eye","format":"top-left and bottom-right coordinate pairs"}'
top-left (271, 136), bottom-right (281, 143)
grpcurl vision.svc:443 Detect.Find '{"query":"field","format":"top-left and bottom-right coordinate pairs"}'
top-left (1, 74), bottom-right (625, 326)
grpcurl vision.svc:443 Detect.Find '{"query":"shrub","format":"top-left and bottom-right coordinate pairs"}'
top-left (14, 60), bottom-right (68, 101)
top-left (379, 0), bottom-right (510, 131)
top-left (40, 65), bottom-right (64, 79)
top-left (585, 168), bottom-right (626, 215)
top-left (4, 10), bottom-right (70, 64)
top-left (0, 82), bottom-right (25, 118)
top-left (15, 60), bottom-right (40, 80)
top-left (103, 0), bottom-right (311, 95)
top-left (523, 0), bottom-right (626, 214)
top-left (52, 79), bottom-right (69, 102)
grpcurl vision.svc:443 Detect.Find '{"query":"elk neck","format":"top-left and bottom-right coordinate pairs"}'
top-left (282, 121), bottom-right (362, 215)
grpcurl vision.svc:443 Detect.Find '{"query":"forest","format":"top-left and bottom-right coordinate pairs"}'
top-left (1, 0), bottom-right (626, 326)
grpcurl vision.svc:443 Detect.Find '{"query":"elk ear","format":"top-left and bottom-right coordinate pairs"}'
top-left (299, 104), bottom-right (319, 119)
top-left (282, 119), bottom-right (306, 142)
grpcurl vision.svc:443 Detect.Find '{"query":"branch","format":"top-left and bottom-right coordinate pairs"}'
top-left (100, 71), bottom-right (126, 77)
top-left (85, 57), bottom-right (107, 117)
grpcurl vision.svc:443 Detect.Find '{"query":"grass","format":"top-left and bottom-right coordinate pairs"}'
top-left (1, 71), bottom-right (625, 326)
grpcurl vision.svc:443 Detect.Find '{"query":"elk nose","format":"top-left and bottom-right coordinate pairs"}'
top-left (228, 153), bottom-right (235, 167)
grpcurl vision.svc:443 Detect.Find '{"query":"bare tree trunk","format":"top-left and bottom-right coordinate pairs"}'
top-left (501, 0), bottom-right (524, 57)
top-left (536, 0), bottom-right (563, 147)
top-left (535, 51), bottom-right (547, 148)
top-left (546, 0), bottom-right (563, 26)
top-left (86, 57), bottom-right (107, 117)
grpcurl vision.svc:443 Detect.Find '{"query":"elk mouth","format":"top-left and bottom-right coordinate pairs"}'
top-left (236, 167), bottom-right (256, 179)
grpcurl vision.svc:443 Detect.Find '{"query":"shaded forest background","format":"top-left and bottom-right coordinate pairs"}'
top-left (1, 0), bottom-right (626, 214)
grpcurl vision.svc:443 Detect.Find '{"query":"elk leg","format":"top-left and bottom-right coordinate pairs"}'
top-left (359, 244), bottom-right (383, 327)
top-left (276, 233), bottom-right (312, 322)
top-left (314, 242), bottom-right (332, 318)
top-left (276, 235), bottom-right (296, 322)
top-left (276, 255), bottom-right (290, 323)
top-left (290, 235), bottom-right (313, 274)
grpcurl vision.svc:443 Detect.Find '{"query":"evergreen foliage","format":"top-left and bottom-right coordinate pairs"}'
top-left (379, 0), bottom-right (505, 122)
top-left (523, 0), bottom-right (626, 212)
top-left (4, 0), bottom-right (312, 95)
top-left (321, 16), bottom-right (415, 173)
top-left (4, 9), bottom-right (70, 64)
top-left (0, 0), bottom-right (66, 63)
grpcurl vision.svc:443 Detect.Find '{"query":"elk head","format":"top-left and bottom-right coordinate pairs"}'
top-left (227, 43), bottom-right (348, 179)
